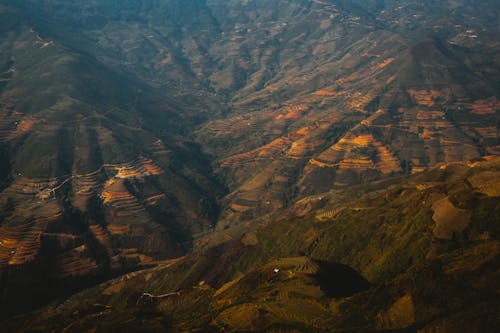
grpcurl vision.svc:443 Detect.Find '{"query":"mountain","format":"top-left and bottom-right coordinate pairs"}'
top-left (0, 0), bottom-right (499, 328)
top-left (0, 1), bottom-right (225, 315)
top-left (5, 156), bottom-right (500, 332)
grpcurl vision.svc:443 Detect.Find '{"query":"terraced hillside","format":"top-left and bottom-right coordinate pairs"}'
top-left (0, 2), bottom-right (223, 316)
top-left (198, 29), bottom-right (500, 224)
top-left (0, 0), bottom-right (499, 323)
top-left (5, 156), bottom-right (499, 332)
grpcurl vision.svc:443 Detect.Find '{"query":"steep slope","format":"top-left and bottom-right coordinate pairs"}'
top-left (5, 156), bottom-right (499, 332)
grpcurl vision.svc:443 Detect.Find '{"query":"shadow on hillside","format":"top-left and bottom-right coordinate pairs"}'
top-left (314, 261), bottom-right (370, 298)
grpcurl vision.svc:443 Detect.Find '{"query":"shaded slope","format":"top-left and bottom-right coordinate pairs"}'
top-left (0, 4), bottom-right (224, 318)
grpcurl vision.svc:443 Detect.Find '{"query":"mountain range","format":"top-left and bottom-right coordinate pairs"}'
top-left (0, 0), bottom-right (499, 331)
